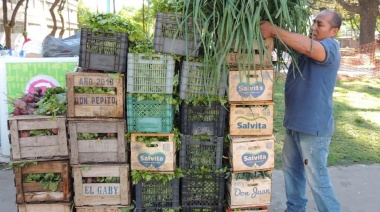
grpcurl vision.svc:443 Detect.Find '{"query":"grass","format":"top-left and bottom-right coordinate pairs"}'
top-left (272, 74), bottom-right (380, 169)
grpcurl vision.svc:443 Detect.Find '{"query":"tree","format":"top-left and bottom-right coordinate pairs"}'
top-left (2, 0), bottom-right (26, 48)
top-left (49, 0), bottom-right (60, 36)
top-left (336, 0), bottom-right (379, 45)
top-left (58, 0), bottom-right (66, 38)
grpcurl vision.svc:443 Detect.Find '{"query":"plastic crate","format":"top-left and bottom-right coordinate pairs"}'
top-left (180, 101), bottom-right (227, 136)
top-left (179, 61), bottom-right (227, 99)
top-left (181, 173), bottom-right (225, 211)
top-left (135, 178), bottom-right (180, 211)
top-left (154, 12), bottom-right (201, 57)
top-left (179, 135), bottom-right (224, 172)
top-left (127, 53), bottom-right (175, 94)
top-left (79, 28), bottom-right (128, 72)
top-left (126, 94), bottom-right (174, 133)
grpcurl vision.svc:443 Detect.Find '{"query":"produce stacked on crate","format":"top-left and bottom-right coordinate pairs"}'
top-left (7, 88), bottom-right (74, 212)
top-left (69, 22), bottom-right (132, 211)
top-left (127, 40), bottom-right (180, 210)
top-left (226, 38), bottom-right (276, 209)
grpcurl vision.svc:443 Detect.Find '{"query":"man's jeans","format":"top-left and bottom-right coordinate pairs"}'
top-left (282, 129), bottom-right (341, 212)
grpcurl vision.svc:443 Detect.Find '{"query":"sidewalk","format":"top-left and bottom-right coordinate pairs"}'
top-left (1, 154), bottom-right (379, 211)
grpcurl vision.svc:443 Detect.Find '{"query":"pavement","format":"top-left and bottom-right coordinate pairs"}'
top-left (0, 155), bottom-right (379, 212)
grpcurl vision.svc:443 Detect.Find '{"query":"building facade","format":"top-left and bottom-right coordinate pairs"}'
top-left (0, 0), bottom-right (78, 49)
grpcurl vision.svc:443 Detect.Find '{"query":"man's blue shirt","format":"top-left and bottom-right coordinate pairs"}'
top-left (283, 38), bottom-right (341, 136)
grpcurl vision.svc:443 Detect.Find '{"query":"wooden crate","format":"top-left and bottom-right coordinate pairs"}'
top-left (67, 118), bottom-right (127, 165)
top-left (14, 160), bottom-right (72, 204)
top-left (66, 72), bottom-right (125, 118)
top-left (76, 206), bottom-right (131, 212)
top-left (226, 37), bottom-right (274, 67)
top-left (226, 205), bottom-right (268, 212)
top-left (229, 136), bottom-right (275, 172)
top-left (226, 172), bottom-right (272, 207)
top-left (8, 115), bottom-right (68, 161)
top-left (130, 133), bottom-right (176, 172)
top-left (229, 69), bottom-right (274, 102)
top-left (72, 164), bottom-right (130, 207)
top-left (229, 102), bottom-right (274, 136)
top-left (17, 203), bottom-right (73, 212)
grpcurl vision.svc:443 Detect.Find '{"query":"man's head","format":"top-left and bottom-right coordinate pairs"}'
top-left (311, 10), bottom-right (342, 40)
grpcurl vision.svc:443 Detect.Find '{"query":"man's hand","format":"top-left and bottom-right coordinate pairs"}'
top-left (260, 21), bottom-right (276, 39)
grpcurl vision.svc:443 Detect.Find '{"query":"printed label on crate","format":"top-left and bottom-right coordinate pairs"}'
top-left (242, 151), bottom-right (269, 167)
top-left (228, 173), bottom-right (272, 206)
top-left (229, 70), bottom-right (274, 102)
top-left (230, 104), bottom-right (274, 136)
top-left (74, 94), bottom-right (117, 105)
top-left (236, 81), bottom-right (266, 98)
top-left (138, 152), bottom-right (166, 168)
top-left (83, 184), bottom-right (120, 196)
top-left (230, 138), bottom-right (274, 171)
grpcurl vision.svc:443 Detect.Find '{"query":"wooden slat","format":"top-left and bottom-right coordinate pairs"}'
top-left (75, 122), bottom-right (118, 133)
top-left (117, 121), bottom-right (127, 163)
top-left (17, 120), bottom-right (58, 130)
top-left (78, 153), bottom-right (119, 163)
top-left (19, 136), bottom-right (59, 147)
top-left (78, 140), bottom-right (118, 153)
top-left (18, 203), bottom-right (73, 212)
top-left (119, 166), bottom-right (130, 205)
top-left (9, 119), bottom-right (21, 159)
top-left (76, 206), bottom-right (125, 212)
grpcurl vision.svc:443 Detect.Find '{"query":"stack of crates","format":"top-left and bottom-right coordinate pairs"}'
top-left (226, 37), bottom-right (275, 211)
top-left (154, 11), bottom-right (229, 211)
top-left (68, 28), bottom-right (130, 212)
top-left (126, 52), bottom-right (179, 211)
top-left (8, 114), bottom-right (72, 211)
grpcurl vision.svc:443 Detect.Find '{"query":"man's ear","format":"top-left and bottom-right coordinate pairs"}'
top-left (331, 28), bottom-right (339, 37)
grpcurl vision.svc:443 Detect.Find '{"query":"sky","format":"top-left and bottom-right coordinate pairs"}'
top-left (81, 0), bottom-right (144, 13)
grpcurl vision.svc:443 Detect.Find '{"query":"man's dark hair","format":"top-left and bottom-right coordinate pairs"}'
top-left (325, 9), bottom-right (342, 29)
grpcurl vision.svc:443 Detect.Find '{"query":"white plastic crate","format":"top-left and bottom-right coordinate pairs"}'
top-left (127, 53), bottom-right (175, 94)
top-left (179, 61), bottom-right (227, 99)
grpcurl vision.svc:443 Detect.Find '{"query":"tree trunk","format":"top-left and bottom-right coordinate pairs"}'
top-left (58, 0), bottom-right (66, 38)
top-left (49, 0), bottom-right (61, 36)
top-left (23, 0), bottom-right (30, 40)
top-left (358, 2), bottom-right (378, 45)
top-left (337, 0), bottom-right (379, 45)
top-left (2, 0), bottom-right (26, 48)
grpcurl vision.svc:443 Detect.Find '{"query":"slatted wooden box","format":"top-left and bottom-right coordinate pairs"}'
top-left (226, 37), bottom-right (274, 67)
top-left (76, 206), bottom-right (131, 212)
top-left (226, 172), bottom-right (272, 207)
top-left (67, 118), bottom-right (127, 165)
top-left (17, 203), bottom-right (73, 212)
top-left (226, 205), bottom-right (268, 212)
top-left (13, 160), bottom-right (72, 204)
top-left (229, 136), bottom-right (275, 172)
top-left (229, 102), bottom-right (274, 136)
top-left (72, 164), bottom-right (130, 207)
top-left (130, 133), bottom-right (176, 173)
top-left (229, 68), bottom-right (274, 102)
top-left (66, 72), bottom-right (125, 118)
top-left (8, 115), bottom-right (68, 161)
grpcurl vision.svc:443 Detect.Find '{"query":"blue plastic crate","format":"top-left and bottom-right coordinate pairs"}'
top-left (126, 94), bottom-right (174, 133)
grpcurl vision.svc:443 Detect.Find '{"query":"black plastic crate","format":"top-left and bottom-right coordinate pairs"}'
top-left (134, 178), bottom-right (180, 211)
top-left (181, 173), bottom-right (225, 211)
top-left (179, 135), bottom-right (224, 172)
top-left (79, 28), bottom-right (128, 72)
top-left (180, 101), bottom-right (227, 136)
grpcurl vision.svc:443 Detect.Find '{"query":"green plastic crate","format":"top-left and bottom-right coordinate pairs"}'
top-left (126, 94), bottom-right (174, 133)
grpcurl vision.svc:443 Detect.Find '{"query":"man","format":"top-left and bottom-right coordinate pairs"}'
top-left (260, 10), bottom-right (342, 212)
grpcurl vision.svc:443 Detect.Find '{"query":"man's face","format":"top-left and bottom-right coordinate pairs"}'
top-left (310, 11), bottom-right (339, 41)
